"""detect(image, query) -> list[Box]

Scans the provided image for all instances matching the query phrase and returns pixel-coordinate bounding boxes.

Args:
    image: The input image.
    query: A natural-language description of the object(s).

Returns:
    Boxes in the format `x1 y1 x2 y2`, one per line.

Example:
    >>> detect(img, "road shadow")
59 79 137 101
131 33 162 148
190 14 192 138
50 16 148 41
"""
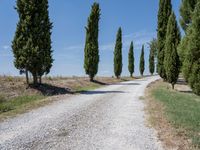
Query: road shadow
179 90 193 94
92 80 107 85
176 78 188 85
175 78 193 94
79 90 125 95
113 82 140 86
30 83 72 96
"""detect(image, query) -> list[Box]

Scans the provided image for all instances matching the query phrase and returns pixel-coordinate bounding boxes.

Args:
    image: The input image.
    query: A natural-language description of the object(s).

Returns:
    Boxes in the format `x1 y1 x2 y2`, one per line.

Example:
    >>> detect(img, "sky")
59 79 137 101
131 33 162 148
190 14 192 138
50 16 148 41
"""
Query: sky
0 0 181 77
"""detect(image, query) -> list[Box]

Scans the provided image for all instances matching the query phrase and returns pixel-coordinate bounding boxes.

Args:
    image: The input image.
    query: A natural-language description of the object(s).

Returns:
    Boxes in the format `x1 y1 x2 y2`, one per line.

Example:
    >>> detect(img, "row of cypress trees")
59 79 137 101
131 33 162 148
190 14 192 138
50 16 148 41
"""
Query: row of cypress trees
157 0 200 95
12 1 155 86
84 3 151 81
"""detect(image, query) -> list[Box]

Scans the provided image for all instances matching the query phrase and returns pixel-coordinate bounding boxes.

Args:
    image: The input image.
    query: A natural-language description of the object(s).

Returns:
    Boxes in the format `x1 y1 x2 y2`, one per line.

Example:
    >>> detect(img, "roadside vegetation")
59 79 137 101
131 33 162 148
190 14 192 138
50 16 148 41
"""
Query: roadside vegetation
146 80 200 149
0 76 135 120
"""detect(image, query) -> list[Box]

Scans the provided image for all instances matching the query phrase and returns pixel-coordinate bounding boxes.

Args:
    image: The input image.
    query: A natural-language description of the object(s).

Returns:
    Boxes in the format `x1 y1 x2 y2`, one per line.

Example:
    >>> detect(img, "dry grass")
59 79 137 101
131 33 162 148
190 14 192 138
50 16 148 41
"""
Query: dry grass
145 80 194 150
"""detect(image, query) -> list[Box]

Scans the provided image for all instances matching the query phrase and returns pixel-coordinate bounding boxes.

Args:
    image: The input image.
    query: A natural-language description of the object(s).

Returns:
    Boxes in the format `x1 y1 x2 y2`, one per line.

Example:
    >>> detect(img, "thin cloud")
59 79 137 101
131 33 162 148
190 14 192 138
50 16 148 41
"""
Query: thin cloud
2 45 10 50
61 30 156 53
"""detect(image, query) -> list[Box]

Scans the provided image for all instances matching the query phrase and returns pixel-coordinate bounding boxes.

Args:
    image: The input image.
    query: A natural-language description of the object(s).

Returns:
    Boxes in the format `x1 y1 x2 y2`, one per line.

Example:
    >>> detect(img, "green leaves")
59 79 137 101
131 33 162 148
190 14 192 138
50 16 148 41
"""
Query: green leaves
164 12 181 89
128 42 134 77
12 0 53 85
149 39 156 75
184 2 200 95
84 3 100 81
114 27 123 78
157 0 172 80
140 45 145 76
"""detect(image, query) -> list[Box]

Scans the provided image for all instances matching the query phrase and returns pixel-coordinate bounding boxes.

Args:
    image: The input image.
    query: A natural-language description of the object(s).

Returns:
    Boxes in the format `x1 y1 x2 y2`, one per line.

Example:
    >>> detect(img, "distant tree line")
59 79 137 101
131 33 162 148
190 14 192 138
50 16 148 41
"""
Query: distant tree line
12 1 159 87
157 0 200 95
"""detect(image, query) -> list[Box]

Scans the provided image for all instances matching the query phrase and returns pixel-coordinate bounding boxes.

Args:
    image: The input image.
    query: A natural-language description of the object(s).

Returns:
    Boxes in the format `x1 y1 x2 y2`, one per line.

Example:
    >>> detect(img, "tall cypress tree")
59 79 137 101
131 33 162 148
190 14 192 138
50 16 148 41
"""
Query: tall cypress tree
37 0 53 84
114 27 123 79
140 45 145 76
186 2 200 95
84 3 100 82
12 0 53 85
149 41 155 75
164 12 181 89
12 0 29 84
180 0 197 31
157 0 172 80
128 42 134 77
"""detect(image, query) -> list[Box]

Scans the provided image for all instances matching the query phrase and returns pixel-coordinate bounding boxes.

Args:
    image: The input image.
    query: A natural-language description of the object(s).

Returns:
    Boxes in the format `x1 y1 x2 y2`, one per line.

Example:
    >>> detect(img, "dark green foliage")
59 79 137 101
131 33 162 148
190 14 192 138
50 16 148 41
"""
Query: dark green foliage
177 36 189 68
12 0 53 85
114 27 123 78
185 2 200 95
84 3 100 82
180 0 197 31
157 0 172 80
149 40 155 75
164 12 181 89
128 42 134 77
140 45 145 76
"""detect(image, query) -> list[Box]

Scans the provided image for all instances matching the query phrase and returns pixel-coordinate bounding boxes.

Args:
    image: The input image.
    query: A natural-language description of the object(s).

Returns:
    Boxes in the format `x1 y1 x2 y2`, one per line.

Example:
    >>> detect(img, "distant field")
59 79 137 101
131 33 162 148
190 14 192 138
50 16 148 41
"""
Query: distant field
146 80 200 149
0 75 135 120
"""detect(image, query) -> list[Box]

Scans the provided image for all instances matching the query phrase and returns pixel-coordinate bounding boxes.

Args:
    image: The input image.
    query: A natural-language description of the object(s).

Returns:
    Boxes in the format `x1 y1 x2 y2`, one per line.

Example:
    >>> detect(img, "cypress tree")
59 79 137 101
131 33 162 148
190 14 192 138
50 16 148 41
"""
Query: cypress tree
149 41 155 75
157 0 172 80
84 3 100 82
114 27 123 79
12 0 53 85
164 12 181 89
186 2 200 95
140 45 145 76
12 0 29 85
128 42 134 77
180 0 197 31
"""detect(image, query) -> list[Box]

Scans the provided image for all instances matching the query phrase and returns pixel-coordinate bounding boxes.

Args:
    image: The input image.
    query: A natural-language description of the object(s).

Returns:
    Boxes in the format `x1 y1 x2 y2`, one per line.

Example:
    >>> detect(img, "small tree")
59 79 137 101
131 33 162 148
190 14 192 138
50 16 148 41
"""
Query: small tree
84 3 100 82
128 42 134 77
114 27 123 79
149 42 155 75
164 12 181 89
140 45 145 76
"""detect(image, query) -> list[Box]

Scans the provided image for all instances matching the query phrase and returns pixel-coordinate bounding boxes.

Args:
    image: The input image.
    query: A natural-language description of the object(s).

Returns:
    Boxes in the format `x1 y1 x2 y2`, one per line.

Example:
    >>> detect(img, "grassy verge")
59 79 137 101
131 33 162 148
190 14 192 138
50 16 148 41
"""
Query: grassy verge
0 94 49 120
0 76 135 121
146 80 200 149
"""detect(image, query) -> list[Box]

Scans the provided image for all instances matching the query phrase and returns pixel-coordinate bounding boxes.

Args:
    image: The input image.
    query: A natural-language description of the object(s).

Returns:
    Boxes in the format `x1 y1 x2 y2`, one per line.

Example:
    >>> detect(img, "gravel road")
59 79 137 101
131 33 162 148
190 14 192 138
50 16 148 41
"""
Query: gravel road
0 76 163 150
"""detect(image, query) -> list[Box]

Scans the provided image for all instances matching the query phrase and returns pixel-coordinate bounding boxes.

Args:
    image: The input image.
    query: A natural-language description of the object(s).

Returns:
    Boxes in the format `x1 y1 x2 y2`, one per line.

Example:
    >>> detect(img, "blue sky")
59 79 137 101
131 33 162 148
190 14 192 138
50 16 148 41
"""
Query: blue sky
0 0 181 77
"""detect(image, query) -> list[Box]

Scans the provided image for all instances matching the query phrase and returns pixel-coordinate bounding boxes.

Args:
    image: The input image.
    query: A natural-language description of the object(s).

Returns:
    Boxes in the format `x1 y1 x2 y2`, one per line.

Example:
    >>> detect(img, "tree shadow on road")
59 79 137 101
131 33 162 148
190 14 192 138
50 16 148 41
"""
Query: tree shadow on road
79 90 125 95
113 82 140 86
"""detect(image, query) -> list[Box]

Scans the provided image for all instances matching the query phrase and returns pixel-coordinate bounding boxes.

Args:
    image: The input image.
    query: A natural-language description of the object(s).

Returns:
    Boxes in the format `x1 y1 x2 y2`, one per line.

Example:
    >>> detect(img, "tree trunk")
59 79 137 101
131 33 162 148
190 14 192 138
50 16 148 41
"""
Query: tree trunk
90 76 94 82
130 74 133 78
33 73 38 86
172 84 175 89
39 76 42 84
25 69 29 86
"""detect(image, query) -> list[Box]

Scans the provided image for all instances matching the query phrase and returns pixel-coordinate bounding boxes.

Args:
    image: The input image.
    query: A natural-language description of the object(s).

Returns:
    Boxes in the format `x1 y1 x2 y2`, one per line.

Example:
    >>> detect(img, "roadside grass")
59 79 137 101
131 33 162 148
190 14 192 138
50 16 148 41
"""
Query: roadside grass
0 94 47 120
0 76 136 121
150 82 200 149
